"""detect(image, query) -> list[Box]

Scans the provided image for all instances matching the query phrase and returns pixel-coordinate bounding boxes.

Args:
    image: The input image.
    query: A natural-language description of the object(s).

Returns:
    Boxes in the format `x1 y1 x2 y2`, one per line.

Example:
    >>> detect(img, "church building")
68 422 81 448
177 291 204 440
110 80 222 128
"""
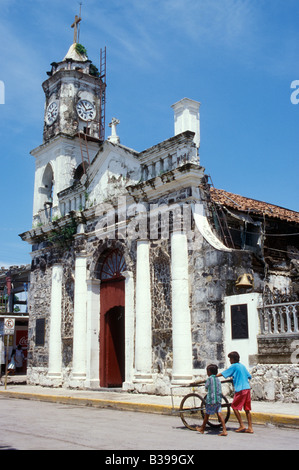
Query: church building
20 22 299 398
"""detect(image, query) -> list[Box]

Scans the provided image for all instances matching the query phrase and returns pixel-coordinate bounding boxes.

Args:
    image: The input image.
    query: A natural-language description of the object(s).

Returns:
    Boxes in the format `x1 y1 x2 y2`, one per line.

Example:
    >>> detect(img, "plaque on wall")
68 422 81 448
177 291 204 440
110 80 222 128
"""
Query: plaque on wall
231 304 249 339
35 318 45 346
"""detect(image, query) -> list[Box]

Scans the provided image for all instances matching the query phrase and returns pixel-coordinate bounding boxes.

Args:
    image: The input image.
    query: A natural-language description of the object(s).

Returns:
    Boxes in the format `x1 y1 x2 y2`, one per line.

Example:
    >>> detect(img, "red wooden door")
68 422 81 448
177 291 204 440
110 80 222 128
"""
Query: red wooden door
100 279 125 387
16 329 28 373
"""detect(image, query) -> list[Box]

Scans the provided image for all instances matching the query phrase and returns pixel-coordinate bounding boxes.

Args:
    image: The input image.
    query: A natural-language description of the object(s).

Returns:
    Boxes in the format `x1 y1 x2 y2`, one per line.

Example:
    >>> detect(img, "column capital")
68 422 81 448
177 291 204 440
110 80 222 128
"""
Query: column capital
122 270 133 280
75 250 88 257
51 261 63 267
86 278 101 286
171 229 187 237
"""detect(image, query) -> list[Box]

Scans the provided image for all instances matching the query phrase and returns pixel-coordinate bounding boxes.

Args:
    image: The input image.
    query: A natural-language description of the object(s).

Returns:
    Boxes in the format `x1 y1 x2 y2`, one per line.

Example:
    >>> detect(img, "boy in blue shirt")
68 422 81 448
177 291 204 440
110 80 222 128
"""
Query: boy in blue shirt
217 351 253 434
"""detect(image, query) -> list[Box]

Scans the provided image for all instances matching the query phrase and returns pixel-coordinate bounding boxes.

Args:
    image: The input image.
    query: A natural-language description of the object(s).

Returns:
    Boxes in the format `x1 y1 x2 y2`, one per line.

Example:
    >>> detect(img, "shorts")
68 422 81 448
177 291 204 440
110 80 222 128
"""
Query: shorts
232 389 251 411
205 403 222 415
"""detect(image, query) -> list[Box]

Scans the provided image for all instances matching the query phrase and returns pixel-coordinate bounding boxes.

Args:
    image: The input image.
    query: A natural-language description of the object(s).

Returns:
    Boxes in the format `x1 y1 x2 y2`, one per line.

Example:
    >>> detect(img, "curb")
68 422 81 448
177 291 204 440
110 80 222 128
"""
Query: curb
249 411 299 429
1 389 299 429
0 390 173 415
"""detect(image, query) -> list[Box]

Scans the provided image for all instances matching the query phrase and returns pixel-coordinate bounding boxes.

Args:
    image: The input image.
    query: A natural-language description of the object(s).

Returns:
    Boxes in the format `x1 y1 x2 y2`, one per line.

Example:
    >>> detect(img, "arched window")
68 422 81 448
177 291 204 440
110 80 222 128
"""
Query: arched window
41 163 54 221
42 163 54 202
74 162 89 181
100 250 126 281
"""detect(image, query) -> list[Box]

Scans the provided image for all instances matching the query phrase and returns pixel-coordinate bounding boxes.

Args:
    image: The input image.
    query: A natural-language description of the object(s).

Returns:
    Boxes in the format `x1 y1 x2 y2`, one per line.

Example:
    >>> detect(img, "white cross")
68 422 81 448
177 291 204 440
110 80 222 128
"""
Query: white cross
108 118 120 144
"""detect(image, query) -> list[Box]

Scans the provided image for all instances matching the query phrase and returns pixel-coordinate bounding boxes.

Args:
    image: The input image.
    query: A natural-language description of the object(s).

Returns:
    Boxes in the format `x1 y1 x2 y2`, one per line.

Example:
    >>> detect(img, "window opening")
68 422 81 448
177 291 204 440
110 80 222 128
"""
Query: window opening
100 250 126 281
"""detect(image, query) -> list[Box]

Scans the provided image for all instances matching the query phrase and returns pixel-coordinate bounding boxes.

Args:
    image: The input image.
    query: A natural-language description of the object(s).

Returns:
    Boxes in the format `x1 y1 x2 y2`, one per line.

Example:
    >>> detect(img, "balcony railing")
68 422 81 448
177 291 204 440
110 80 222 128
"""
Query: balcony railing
258 301 299 336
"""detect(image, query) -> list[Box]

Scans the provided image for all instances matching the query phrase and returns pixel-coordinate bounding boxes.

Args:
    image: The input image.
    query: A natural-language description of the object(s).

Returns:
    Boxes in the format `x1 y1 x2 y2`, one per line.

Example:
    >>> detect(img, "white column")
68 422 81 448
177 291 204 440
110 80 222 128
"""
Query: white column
123 271 135 388
171 231 193 382
72 252 87 383
85 278 101 388
134 240 152 382
171 98 200 149
48 264 63 381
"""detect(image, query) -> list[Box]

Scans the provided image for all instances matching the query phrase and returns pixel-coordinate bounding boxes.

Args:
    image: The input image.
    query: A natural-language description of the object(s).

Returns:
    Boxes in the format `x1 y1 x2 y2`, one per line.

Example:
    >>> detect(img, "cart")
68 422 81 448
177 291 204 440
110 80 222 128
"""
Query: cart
171 379 233 431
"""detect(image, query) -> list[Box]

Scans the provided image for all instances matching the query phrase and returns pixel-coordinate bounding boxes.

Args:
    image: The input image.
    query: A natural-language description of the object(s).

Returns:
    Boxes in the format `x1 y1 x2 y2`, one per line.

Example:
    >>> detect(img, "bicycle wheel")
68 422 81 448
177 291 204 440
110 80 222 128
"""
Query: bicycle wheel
201 394 231 428
179 393 205 431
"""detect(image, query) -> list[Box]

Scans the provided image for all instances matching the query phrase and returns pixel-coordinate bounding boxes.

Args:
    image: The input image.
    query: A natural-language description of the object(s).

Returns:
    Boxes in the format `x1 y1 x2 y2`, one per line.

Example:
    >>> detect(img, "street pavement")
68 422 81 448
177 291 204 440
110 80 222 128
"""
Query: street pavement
1 398 298 450
0 376 298 429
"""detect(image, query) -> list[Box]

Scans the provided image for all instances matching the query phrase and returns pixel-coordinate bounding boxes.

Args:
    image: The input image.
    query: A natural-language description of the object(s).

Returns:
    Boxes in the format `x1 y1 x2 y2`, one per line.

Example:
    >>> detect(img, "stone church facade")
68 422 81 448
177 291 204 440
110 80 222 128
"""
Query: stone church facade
20 37 299 398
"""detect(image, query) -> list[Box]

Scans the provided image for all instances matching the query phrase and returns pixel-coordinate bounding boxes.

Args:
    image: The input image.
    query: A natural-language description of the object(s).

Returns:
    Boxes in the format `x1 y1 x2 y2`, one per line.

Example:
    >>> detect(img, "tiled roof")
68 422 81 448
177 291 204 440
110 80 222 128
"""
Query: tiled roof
210 188 299 224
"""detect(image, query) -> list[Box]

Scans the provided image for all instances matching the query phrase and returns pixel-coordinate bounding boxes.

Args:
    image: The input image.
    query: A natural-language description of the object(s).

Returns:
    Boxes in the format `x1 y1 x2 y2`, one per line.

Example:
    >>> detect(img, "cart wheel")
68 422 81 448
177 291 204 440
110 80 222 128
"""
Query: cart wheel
201 394 231 428
179 393 205 431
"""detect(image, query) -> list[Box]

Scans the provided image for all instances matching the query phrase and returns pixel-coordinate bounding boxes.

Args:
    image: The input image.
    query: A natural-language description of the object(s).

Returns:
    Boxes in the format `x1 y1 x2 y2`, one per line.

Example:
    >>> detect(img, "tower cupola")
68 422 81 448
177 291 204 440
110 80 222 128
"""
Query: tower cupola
42 15 106 143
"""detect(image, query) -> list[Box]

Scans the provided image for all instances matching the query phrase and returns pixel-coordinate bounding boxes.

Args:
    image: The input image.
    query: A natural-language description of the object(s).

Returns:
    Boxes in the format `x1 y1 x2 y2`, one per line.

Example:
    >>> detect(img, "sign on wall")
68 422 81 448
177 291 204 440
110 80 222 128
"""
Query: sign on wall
35 318 45 346
4 318 15 336
231 304 249 339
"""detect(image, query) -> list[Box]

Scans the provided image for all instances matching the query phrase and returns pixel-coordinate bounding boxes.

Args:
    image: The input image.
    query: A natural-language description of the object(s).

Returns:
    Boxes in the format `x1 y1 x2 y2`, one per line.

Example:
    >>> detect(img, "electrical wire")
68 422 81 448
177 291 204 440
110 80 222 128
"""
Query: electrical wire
263 246 299 255
227 226 299 237
264 233 299 237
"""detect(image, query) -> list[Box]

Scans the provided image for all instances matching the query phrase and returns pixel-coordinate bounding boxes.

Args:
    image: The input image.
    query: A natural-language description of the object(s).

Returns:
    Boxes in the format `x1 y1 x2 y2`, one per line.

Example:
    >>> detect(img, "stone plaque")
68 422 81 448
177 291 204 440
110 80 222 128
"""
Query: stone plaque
231 304 249 339
35 318 45 346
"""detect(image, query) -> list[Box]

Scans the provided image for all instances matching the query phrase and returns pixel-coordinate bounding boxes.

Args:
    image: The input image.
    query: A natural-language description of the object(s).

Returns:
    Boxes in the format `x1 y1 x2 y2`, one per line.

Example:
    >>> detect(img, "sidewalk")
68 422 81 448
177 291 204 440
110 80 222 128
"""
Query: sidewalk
1 377 299 429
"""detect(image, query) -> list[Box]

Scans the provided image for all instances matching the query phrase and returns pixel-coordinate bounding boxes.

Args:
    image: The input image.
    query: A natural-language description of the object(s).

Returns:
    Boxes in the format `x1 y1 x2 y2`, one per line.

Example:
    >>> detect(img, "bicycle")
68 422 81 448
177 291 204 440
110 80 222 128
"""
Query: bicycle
171 379 232 431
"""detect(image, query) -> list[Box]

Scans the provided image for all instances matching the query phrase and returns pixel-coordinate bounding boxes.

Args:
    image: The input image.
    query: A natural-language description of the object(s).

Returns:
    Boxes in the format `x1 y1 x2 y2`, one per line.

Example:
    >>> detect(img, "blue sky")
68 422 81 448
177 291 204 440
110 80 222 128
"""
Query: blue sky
0 0 299 267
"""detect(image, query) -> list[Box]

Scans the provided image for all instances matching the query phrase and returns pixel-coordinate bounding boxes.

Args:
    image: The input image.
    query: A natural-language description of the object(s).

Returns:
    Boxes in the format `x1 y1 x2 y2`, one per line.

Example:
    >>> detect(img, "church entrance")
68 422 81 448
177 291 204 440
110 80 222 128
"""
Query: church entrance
99 250 126 388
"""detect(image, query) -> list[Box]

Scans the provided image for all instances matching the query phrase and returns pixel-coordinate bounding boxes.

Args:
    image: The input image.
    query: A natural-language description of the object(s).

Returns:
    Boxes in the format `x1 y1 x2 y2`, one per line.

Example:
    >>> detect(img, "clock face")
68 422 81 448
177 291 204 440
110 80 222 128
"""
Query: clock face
46 101 58 125
76 99 96 121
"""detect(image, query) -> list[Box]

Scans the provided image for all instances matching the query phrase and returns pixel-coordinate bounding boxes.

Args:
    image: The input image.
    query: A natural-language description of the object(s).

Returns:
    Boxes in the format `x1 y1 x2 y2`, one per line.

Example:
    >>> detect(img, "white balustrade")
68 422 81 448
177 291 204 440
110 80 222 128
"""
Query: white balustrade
258 302 299 336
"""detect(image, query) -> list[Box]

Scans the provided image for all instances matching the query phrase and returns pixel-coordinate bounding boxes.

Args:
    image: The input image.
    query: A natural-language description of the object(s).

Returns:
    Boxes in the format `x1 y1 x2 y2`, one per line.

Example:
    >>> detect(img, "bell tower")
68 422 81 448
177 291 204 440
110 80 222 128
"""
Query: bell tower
42 17 106 142
31 16 106 227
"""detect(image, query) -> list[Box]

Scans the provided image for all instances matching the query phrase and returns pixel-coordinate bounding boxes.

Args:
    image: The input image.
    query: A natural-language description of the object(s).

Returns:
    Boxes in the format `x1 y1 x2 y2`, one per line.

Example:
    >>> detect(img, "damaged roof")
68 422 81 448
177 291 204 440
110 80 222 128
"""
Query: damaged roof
210 188 299 224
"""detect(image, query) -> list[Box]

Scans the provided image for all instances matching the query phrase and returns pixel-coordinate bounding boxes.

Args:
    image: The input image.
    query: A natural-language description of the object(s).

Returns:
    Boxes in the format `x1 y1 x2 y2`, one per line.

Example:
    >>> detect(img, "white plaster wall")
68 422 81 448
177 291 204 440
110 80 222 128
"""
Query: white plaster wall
267 274 292 294
31 137 100 222
224 293 261 370
87 148 140 206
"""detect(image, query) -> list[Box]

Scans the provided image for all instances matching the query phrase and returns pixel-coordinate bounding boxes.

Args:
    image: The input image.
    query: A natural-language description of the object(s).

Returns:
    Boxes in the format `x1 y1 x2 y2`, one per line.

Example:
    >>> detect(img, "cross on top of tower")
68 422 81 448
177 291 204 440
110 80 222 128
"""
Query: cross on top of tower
71 14 82 44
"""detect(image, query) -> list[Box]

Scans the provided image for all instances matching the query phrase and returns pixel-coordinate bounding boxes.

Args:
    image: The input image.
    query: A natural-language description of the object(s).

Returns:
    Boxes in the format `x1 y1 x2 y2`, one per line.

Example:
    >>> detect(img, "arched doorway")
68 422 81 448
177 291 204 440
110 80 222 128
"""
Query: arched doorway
99 250 126 387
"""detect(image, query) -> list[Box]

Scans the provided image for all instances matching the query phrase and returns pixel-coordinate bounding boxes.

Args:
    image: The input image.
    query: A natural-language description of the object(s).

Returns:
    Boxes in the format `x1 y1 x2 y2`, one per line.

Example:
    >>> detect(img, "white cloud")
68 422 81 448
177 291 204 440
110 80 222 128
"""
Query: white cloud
0 24 44 123
82 0 259 73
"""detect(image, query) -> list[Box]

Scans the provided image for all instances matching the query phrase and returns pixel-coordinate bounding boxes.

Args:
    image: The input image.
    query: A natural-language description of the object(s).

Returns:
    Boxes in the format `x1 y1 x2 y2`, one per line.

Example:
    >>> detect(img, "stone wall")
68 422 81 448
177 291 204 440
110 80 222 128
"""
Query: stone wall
151 243 172 375
251 364 299 403
27 259 52 371
26 248 76 386
25 191 299 397
257 335 299 364
189 226 254 371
